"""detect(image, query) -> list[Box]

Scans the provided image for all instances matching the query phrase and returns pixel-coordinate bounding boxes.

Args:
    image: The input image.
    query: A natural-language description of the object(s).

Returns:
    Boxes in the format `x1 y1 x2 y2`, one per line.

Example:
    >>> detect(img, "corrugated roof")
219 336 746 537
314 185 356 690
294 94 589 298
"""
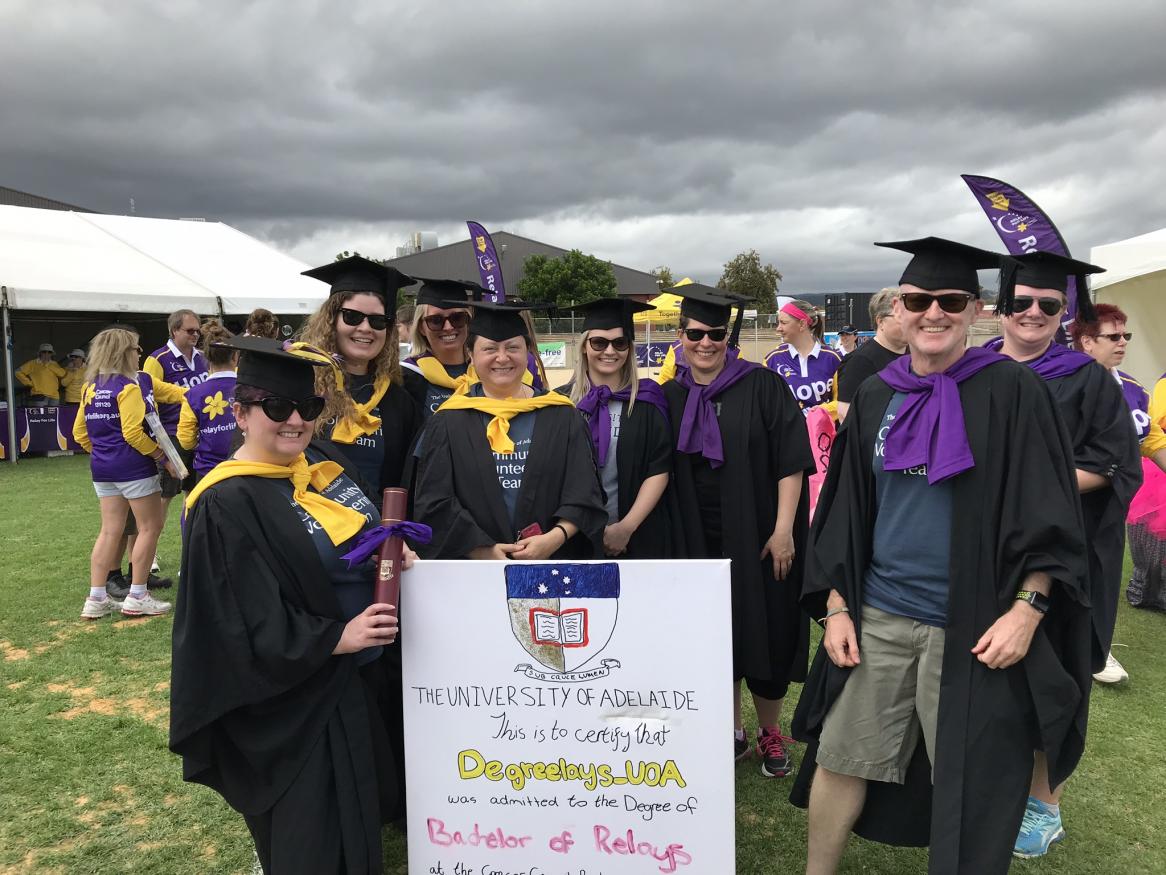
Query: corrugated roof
0 185 97 213
386 231 661 296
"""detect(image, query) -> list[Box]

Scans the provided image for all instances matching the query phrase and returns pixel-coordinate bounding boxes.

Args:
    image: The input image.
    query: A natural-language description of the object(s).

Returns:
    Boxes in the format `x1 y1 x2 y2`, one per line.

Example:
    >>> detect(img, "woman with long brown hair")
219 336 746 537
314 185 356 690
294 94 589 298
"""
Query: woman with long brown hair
299 256 423 495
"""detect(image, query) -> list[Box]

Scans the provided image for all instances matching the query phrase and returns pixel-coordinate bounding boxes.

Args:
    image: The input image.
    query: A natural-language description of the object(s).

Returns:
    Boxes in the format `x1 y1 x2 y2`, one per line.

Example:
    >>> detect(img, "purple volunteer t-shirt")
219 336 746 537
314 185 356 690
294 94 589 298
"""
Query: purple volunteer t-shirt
84 373 159 482
764 342 842 411
184 373 238 476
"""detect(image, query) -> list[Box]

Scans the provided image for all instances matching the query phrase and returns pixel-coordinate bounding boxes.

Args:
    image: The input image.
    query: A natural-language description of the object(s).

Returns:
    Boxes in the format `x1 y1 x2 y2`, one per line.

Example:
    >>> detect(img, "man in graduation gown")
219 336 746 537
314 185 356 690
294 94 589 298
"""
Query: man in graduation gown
792 238 1091 875
989 252 1141 857
414 300 608 560
663 284 814 779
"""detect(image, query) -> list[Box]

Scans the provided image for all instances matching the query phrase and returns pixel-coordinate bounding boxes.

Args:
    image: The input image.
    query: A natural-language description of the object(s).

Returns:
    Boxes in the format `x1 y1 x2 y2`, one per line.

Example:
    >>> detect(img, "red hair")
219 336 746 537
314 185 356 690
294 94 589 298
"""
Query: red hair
1070 302 1128 350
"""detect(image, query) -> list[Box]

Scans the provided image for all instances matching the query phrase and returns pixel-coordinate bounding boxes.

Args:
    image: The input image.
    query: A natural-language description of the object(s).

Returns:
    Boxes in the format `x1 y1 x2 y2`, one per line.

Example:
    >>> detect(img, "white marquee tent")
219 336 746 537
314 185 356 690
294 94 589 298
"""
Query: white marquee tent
1091 227 1166 386
1 205 328 461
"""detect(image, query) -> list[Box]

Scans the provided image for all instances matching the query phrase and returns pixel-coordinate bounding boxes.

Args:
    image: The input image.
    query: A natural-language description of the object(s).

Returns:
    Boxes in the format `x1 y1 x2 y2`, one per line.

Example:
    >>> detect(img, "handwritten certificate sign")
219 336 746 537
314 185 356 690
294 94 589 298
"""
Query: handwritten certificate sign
402 559 734 875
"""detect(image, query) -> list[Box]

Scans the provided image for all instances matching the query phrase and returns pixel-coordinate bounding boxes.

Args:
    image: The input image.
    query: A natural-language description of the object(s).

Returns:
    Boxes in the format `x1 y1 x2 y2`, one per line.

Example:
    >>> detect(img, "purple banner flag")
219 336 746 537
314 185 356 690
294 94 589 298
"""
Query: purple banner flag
466 220 506 303
960 174 1080 324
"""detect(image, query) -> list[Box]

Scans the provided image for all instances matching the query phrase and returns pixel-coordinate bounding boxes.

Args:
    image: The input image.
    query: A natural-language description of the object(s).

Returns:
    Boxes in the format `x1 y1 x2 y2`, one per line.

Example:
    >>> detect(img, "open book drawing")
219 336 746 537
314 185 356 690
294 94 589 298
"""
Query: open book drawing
530 608 587 647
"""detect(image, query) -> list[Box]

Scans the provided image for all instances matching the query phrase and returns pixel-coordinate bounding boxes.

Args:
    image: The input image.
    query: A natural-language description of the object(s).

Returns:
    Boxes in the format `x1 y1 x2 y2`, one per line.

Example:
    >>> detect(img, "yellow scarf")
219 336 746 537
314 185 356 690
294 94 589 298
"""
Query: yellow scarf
331 373 390 444
186 455 367 545
411 354 535 395
437 391 574 453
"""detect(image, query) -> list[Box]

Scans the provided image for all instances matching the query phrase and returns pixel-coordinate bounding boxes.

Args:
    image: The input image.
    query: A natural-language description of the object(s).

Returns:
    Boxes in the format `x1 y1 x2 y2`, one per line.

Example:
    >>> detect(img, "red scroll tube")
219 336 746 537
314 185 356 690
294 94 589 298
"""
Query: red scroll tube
375 488 408 607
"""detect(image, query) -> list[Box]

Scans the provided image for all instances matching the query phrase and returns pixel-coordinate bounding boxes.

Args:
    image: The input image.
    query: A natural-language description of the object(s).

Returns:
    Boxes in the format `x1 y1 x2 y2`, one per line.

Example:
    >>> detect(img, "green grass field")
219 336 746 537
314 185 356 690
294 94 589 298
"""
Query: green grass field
1 454 1162 873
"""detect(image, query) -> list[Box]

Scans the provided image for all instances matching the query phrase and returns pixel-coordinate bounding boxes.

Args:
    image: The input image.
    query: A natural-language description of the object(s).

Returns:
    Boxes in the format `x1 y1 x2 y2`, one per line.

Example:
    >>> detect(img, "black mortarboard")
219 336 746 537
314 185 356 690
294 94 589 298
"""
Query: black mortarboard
673 284 750 347
213 336 331 400
838 324 858 335
1013 251 1103 322
874 237 1015 295
301 256 416 311
462 299 554 343
412 277 487 309
559 298 654 336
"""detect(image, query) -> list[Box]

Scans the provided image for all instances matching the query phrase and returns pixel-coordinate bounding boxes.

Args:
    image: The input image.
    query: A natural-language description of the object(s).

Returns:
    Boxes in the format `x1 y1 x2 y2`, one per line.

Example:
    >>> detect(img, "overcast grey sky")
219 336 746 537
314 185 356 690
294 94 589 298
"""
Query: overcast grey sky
3 0 1163 291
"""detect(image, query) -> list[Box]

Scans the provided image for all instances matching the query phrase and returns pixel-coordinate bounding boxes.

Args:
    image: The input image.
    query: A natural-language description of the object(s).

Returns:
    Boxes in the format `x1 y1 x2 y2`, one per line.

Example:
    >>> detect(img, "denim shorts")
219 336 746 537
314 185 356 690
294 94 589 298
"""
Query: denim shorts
93 475 162 500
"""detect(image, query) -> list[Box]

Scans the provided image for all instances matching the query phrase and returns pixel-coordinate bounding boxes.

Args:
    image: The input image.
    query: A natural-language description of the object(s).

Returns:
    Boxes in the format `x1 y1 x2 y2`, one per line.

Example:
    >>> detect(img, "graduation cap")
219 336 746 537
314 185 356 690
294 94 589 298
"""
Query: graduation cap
559 298 654 337
461 299 554 343
412 277 488 309
213 336 333 400
875 236 1023 314
672 283 751 347
1013 251 1103 322
301 256 416 311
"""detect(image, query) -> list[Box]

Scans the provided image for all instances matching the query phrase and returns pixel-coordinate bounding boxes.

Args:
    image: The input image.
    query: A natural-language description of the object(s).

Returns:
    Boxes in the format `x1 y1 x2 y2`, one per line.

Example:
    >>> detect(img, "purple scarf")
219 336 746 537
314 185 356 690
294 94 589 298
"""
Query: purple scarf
983 337 1093 380
577 379 670 466
676 357 759 468
878 347 1007 484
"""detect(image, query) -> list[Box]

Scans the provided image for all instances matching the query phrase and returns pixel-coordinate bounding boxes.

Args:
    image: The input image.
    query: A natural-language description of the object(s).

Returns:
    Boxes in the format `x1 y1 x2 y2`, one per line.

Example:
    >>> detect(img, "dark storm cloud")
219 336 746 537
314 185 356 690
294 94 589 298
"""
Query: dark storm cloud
2 0 1163 287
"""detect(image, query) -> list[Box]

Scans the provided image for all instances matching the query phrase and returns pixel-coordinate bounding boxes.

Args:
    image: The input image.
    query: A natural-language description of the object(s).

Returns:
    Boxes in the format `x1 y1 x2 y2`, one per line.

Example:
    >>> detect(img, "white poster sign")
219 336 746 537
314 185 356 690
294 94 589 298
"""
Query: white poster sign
402 559 734 875
538 341 567 368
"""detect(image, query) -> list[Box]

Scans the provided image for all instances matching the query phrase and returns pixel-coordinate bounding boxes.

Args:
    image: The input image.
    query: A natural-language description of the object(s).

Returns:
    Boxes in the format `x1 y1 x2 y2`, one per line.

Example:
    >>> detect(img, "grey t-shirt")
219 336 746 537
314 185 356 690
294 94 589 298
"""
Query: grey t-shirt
599 399 622 524
862 392 954 627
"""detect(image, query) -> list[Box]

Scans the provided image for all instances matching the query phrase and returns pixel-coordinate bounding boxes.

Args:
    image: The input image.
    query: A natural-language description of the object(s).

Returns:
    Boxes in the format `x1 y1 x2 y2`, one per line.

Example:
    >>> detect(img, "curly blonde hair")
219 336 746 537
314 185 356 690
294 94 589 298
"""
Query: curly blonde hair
298 291 401 433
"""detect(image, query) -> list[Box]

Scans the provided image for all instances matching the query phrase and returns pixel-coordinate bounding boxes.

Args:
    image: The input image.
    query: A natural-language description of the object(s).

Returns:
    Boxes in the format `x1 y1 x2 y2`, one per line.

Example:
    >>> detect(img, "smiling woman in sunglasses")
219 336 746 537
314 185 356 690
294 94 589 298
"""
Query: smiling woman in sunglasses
982 252 1144 858
556 298 679 559
401 278 479 415
662 284 814 782
173 337 415 874
414 300 606 561
298 256 424 496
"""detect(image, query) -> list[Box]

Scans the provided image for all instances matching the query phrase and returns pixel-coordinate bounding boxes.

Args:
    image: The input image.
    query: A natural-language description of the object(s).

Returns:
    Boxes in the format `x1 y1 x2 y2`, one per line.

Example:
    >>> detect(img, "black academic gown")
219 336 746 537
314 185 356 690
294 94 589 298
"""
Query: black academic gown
170 442 388 875
327 379 424 496
663 367 815 684
555 382 682 559
1045 360 1142 670
414 405 608 559
790 361 1091 875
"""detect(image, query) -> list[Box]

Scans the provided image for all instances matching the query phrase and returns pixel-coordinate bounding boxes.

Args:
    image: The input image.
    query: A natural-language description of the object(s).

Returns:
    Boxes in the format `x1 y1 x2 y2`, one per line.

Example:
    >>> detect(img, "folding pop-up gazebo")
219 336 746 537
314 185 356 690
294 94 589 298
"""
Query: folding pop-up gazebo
1 205 326 462
1090 227 1166 386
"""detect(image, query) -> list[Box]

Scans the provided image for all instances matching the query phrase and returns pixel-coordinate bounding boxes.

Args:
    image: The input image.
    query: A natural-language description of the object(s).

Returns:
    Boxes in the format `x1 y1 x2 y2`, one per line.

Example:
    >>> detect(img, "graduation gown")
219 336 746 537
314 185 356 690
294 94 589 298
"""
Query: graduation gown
414 405 608 559
790 361 1091 875
1045 361 1142 670
555 382 682 559
170 442 387 874
663 367 814 682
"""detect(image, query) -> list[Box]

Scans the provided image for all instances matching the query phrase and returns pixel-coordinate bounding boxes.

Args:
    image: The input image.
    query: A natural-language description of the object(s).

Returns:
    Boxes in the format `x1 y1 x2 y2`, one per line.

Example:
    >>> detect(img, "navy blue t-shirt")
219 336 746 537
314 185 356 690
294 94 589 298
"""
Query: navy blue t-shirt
423 362 470 416
331 373 385 492
468 384 537 534
863 392 954 626
275 449 382 663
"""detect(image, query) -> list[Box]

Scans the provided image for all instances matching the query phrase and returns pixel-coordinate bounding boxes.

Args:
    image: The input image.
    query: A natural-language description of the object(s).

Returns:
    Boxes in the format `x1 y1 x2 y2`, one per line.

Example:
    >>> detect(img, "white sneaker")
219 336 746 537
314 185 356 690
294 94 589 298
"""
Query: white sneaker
121 592 172 617
1093 651 1129 684
150 555 161 574
81 596 122 620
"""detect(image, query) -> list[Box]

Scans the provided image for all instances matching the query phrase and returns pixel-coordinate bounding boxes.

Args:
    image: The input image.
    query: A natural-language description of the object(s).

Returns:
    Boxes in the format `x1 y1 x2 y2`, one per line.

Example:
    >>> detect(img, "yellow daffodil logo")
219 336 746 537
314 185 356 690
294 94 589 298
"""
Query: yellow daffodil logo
202 391 228 420
82 383 97 406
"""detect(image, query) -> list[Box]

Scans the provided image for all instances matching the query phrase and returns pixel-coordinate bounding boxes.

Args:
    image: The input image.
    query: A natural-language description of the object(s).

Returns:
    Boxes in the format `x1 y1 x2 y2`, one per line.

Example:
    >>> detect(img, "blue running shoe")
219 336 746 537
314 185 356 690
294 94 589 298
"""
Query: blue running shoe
1013 796 1065 858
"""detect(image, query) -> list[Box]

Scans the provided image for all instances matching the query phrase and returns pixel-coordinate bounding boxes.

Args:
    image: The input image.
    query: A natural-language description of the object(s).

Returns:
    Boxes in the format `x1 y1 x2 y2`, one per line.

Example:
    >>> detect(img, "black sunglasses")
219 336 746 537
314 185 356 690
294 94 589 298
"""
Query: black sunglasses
1095 332 1132 343
339 308 390 331
1011 296 1064 316
240 395 326 423
421 312 471 332
900 292 974 314
682 327 728 343
587 336 631 352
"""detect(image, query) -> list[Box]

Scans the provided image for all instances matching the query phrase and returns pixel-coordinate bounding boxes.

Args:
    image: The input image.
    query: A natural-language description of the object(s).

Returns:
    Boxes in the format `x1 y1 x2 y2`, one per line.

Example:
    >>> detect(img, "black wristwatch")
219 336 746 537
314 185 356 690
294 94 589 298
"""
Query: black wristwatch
1015 590 1050 615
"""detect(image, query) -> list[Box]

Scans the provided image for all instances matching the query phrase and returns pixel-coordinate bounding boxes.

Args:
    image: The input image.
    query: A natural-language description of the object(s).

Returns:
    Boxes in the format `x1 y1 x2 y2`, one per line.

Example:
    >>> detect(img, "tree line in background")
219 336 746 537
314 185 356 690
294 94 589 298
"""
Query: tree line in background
335 247 783 313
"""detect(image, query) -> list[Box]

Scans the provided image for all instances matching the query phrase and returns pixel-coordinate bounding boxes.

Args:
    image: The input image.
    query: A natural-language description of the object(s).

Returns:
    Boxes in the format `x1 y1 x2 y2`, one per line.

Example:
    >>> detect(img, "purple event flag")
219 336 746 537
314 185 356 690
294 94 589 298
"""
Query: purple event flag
676 356 759 467
878 347 1007 484
961 174 1080 325
577 379 670 466
466 220 506 303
